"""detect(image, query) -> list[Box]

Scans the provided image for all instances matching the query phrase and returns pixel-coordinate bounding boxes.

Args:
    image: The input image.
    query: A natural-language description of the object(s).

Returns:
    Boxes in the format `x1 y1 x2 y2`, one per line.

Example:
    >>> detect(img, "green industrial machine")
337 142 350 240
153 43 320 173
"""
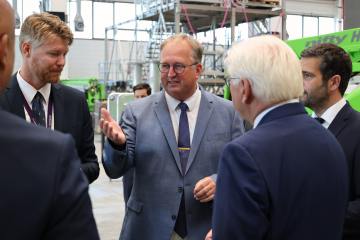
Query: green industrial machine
61 78 106 112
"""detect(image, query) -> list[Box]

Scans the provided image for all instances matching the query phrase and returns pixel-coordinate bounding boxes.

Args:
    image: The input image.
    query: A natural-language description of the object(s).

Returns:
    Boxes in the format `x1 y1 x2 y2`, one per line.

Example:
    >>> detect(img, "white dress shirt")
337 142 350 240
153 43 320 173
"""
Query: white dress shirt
312 98 346 129
165 86 201 145
17 71 54 129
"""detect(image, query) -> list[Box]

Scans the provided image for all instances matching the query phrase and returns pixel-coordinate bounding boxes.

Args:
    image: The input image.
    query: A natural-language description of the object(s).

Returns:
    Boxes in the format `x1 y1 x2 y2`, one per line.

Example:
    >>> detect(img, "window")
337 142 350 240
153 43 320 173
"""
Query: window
303 16 319 37
68 1 93 39
93 2 114 39
287 15 302 40
319 17 335 35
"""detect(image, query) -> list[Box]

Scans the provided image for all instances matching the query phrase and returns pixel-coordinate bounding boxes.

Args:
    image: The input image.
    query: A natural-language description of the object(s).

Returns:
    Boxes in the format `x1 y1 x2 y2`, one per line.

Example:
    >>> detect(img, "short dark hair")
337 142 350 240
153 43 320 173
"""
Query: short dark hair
300 43 352 96
133 83 152 96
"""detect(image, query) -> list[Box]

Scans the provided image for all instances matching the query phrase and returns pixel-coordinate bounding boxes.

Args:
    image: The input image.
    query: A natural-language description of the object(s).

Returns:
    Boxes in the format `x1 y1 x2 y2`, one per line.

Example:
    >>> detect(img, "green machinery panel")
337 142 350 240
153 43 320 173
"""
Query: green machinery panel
346 86 360 112
61 78 106 112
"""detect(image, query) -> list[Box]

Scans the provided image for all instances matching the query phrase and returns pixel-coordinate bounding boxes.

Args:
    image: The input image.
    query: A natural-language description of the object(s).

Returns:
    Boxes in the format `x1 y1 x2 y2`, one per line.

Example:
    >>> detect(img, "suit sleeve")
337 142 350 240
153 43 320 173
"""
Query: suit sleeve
43 135 100 240
213 142 269 240
78 95 99 183
344 139 360 238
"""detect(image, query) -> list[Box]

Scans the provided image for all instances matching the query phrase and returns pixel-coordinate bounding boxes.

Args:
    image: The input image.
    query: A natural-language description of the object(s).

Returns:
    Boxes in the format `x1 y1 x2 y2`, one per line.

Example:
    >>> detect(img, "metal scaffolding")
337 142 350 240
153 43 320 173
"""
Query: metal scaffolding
104 0 284 95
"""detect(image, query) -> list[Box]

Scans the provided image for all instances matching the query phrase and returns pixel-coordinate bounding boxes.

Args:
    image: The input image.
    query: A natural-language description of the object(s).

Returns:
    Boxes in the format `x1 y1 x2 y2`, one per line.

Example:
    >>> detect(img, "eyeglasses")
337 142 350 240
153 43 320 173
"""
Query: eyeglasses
158 63 198 74
224 77 239 87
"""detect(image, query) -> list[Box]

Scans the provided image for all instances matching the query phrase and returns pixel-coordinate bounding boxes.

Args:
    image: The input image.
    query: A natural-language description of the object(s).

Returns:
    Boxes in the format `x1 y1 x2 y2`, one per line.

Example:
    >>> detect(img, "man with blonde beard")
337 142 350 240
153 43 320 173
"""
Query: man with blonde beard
0 12 99 183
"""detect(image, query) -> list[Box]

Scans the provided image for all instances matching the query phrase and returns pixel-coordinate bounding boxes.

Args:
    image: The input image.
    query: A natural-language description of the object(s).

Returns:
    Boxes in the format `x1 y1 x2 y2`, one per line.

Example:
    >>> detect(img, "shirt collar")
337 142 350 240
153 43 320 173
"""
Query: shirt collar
312 98 346 127
165 85 201 112
253 98 299 128
17 71 51 104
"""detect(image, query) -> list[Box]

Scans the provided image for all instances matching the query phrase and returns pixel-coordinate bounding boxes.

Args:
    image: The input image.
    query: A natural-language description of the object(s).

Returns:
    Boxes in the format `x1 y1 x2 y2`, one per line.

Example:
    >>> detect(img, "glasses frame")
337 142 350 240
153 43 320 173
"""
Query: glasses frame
158 62 198 74
224 77 239 87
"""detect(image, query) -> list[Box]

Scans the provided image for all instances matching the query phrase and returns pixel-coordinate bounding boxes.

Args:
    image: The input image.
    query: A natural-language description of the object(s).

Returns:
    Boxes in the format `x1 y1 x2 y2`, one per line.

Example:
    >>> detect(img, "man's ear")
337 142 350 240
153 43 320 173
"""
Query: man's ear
0 33 9 70
21 41 31 57
242 79 253 104
195 63 203 79
328 75 341 92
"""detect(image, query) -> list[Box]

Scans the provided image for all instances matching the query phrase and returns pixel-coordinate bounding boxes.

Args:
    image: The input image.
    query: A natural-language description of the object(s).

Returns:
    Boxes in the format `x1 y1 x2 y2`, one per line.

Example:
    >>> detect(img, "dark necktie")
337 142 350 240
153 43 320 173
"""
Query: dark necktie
32 92 46 127
314 117 325 124
178 102 190 174
174 102 190 238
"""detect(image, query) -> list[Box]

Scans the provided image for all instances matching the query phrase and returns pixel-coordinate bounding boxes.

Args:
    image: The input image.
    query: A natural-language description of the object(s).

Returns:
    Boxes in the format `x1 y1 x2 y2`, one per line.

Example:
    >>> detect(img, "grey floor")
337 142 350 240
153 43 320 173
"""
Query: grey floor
90 133 125 240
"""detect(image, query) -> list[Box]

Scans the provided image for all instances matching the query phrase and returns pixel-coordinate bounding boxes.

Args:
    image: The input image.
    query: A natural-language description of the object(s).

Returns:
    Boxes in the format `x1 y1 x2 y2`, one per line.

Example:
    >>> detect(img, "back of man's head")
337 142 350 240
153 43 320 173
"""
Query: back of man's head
0 0 15 91
301 43 352 96
225 35 303 104
19 12 73 51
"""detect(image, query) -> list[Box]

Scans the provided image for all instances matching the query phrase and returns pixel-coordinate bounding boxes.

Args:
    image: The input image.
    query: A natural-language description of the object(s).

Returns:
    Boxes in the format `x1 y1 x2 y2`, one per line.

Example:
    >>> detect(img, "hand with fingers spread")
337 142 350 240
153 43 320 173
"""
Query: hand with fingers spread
193 176 216 202
100 108 126 145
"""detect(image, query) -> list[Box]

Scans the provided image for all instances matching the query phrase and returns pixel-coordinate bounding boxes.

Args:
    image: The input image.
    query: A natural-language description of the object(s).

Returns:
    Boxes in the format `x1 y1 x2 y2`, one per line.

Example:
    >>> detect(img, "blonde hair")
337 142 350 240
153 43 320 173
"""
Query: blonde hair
225 35 303 103
19 12 73 49
160 33 203 63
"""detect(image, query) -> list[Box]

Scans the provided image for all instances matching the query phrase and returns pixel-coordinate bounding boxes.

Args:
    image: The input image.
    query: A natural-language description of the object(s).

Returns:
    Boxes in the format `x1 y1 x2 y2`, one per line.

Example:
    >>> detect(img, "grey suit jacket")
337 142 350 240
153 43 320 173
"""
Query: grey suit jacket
103 89 244 240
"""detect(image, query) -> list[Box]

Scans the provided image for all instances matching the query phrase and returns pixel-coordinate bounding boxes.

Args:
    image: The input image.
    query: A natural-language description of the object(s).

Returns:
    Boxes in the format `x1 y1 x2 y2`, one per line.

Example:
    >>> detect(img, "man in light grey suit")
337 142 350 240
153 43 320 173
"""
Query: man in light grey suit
100 34 244 240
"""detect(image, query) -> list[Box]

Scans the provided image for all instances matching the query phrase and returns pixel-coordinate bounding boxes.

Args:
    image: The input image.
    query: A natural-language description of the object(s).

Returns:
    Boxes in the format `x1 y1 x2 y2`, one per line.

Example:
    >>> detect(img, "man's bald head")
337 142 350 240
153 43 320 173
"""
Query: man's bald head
0 0 15 91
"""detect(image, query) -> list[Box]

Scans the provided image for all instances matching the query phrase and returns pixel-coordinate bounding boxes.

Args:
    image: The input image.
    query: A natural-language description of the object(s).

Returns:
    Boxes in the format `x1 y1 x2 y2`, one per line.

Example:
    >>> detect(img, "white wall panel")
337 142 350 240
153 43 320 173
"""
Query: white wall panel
286 0 337 18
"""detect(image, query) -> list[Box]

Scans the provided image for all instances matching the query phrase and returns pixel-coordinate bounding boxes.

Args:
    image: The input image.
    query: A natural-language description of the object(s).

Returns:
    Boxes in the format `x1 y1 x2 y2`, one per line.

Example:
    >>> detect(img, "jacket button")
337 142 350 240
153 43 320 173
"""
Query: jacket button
178 187 183 192
172 215 177 220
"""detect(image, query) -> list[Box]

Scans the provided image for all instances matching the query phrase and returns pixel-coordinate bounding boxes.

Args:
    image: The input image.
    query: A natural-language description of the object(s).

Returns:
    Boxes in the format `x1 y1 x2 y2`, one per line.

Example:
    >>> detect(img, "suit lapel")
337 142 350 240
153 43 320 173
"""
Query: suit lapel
6 75 27 118
52 84 64 131
185 90 213 174
153 92 182 173
328 103 351 137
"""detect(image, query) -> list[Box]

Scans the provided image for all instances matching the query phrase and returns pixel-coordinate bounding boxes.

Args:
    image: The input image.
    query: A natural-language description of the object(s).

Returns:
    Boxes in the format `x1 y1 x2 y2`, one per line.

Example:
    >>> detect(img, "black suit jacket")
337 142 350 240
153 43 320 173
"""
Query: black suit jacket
0 109 99 239
329 103 360 239
0 75 99 183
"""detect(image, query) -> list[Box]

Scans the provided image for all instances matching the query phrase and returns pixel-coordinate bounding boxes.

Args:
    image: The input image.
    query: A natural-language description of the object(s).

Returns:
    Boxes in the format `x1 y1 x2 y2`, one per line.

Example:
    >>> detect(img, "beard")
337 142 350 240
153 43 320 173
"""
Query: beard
301 88 329 111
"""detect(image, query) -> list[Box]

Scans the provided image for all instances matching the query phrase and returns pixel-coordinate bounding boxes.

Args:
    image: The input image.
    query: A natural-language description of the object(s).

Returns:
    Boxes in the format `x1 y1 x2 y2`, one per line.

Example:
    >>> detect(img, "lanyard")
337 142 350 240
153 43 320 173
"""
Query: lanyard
21 92 53 129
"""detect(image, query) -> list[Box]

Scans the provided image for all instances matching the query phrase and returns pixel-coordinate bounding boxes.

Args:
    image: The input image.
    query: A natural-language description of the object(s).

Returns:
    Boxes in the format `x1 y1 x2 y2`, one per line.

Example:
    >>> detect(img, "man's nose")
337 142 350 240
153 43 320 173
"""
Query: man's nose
167 65 176 77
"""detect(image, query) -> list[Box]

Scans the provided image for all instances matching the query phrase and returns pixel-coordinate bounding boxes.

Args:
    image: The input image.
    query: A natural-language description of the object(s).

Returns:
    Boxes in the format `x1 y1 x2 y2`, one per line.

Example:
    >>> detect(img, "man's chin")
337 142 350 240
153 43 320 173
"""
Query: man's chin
49 77 61 84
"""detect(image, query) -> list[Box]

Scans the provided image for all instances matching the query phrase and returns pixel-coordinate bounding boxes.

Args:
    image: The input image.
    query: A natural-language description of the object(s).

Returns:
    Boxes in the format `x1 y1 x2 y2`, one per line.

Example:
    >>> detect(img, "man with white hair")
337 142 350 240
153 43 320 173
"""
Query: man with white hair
211 35 349 240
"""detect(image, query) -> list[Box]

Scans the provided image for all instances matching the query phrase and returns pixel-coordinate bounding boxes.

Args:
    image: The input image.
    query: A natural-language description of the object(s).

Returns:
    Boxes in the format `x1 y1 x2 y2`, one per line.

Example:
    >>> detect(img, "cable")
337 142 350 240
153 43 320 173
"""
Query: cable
181 5 196 35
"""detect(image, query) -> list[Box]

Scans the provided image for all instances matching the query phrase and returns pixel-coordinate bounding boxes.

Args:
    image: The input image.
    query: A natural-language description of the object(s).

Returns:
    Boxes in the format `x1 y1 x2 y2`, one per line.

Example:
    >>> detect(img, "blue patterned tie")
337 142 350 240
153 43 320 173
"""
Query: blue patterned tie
174 102 190 238
178 102 190 174
32 92 46 127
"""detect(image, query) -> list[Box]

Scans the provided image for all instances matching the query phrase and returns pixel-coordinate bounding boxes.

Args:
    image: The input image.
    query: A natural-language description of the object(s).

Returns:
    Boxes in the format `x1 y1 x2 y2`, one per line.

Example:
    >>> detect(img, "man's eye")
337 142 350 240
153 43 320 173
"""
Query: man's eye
303 73 313 79
49 52 59 56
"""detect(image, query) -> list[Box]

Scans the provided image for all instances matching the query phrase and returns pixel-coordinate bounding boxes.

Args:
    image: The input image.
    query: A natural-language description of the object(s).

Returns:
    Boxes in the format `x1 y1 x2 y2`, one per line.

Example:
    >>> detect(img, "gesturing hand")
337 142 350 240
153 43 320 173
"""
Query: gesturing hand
100 108 126 145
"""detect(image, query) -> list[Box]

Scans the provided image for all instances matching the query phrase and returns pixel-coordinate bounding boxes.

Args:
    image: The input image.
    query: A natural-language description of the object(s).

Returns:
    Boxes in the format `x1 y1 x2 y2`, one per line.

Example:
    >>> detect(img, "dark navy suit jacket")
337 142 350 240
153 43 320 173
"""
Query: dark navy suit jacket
329 103 360 239
0 109 99 240
213 103 349 240
0 75 99 183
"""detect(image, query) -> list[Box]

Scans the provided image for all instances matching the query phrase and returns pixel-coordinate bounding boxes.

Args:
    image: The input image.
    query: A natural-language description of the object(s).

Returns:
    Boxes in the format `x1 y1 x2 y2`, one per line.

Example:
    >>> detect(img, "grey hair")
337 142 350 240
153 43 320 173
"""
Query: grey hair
224 35 303 103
